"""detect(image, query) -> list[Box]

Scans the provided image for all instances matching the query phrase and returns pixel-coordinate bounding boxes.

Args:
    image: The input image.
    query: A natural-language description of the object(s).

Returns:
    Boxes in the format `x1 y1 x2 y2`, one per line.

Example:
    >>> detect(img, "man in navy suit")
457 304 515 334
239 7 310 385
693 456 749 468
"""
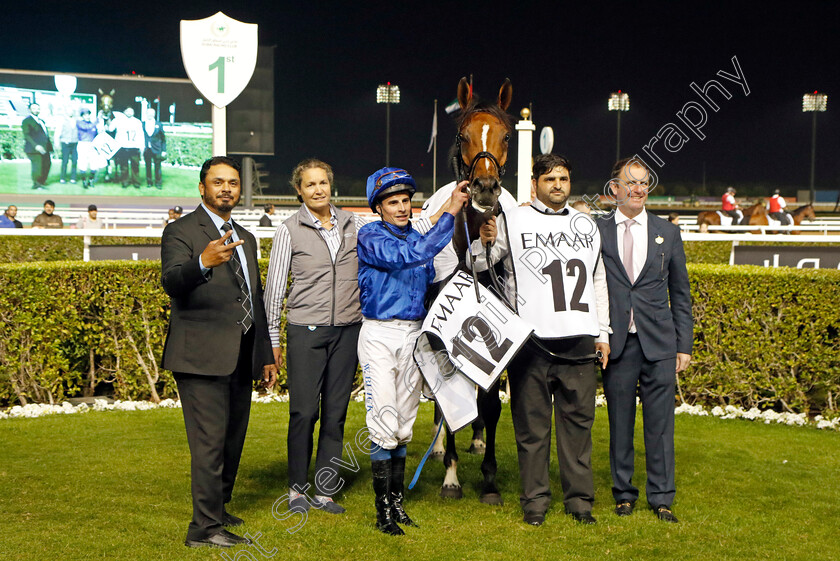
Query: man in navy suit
143 108 167 189
22 102 53 189
597 157 693 523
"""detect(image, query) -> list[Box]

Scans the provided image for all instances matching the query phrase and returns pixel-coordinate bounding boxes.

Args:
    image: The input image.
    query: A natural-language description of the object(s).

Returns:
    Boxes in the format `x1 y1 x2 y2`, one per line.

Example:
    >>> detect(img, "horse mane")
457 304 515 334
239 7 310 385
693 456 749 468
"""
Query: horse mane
456 100 513 132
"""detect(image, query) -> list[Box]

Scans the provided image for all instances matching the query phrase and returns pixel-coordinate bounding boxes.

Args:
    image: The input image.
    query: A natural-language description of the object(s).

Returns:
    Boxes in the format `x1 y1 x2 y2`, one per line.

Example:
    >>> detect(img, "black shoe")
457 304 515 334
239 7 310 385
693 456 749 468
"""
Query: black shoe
372 459 405 536
184 530 249 548
568 511 597 525
653 505 679 523
223 510 244 527
389 456 418 527
615 500 635 517
523 511 545 526
289 494 311 513
312 496 346 514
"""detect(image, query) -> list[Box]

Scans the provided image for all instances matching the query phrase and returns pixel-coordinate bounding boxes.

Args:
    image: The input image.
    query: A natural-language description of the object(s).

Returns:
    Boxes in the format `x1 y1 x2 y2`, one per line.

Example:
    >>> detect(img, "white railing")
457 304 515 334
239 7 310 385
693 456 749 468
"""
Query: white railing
3 225 840 263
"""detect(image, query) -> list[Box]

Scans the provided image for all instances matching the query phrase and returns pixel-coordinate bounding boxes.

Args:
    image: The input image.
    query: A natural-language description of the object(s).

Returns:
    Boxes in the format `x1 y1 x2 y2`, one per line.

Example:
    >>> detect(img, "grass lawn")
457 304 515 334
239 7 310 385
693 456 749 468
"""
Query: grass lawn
0 160 198 198
1 401 838 561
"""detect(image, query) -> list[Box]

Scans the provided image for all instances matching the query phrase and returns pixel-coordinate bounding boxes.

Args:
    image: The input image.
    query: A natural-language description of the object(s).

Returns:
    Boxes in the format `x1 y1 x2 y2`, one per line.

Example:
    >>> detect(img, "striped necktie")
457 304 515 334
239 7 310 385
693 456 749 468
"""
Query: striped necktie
221 222 253 334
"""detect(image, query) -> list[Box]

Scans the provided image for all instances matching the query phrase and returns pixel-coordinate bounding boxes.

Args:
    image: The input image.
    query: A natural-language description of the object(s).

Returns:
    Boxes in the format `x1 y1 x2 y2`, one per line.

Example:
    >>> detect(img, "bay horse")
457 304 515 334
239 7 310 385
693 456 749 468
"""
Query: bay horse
697 201 763 232
751 203 816 234
429 77 513 506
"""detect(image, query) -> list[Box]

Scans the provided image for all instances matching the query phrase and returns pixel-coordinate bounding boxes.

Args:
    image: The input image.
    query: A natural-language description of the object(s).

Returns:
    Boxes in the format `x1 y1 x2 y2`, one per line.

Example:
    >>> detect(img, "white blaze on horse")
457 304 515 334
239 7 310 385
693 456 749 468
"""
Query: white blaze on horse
419 77 518 504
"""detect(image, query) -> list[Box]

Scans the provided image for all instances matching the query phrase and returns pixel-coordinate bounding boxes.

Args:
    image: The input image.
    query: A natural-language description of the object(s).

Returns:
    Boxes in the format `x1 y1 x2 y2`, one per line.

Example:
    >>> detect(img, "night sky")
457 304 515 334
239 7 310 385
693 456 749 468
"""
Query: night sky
3 1 838 197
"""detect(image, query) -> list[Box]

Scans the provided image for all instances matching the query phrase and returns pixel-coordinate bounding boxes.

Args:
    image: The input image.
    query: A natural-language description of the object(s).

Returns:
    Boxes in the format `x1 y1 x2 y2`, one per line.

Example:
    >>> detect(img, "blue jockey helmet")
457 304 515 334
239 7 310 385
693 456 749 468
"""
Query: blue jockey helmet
366 167 417 212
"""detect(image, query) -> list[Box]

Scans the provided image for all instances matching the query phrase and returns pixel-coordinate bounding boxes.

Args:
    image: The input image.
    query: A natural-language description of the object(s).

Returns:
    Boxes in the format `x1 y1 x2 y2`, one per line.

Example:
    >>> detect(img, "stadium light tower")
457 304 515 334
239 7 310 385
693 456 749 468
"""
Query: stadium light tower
608 91 630 161
377 83 400 167
802 91 827 204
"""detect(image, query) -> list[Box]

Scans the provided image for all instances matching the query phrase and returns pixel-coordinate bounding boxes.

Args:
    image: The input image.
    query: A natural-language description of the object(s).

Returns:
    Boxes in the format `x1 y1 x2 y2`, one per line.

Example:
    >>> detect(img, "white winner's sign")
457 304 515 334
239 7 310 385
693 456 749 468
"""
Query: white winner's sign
413 271 532 432
180 12 258 108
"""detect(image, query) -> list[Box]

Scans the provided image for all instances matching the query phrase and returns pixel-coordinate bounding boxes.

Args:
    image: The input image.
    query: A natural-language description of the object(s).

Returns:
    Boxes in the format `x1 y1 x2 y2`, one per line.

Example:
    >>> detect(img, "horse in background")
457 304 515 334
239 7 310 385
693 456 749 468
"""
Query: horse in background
697 201 764 232
751 203 816 234
427 77 514 506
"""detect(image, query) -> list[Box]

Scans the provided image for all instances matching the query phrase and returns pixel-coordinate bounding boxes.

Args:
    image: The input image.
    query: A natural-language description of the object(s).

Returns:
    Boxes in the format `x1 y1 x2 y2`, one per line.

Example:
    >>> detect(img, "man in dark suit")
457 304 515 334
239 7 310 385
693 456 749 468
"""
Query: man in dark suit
143 108 166 189
22 102 53 190
161 156 277 548
597 157 693 523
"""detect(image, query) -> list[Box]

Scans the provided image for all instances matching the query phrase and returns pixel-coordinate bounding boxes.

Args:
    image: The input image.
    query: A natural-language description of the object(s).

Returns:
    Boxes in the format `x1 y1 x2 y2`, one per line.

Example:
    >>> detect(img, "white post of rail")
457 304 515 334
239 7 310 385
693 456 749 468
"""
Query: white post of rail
515 108 535 203
83 235 91 262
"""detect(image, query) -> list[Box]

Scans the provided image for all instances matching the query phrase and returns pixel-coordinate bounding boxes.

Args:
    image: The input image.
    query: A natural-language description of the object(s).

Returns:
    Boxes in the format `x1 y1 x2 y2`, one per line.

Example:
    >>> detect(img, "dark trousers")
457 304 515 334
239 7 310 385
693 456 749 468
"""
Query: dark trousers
769 211 790 225
603 333 676 508
175 331 254 541
286 323 361 495
119 148 141 186
60 142 78 181
144 148 163 186
27 152 51 185
508 349 596 514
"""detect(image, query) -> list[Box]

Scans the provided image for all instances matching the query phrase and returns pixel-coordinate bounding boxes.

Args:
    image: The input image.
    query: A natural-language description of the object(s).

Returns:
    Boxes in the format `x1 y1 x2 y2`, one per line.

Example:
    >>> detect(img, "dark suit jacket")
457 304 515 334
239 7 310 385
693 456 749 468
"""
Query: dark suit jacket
161 205 273 379
22 116 52 154
144 121 166 155
597 211 693 362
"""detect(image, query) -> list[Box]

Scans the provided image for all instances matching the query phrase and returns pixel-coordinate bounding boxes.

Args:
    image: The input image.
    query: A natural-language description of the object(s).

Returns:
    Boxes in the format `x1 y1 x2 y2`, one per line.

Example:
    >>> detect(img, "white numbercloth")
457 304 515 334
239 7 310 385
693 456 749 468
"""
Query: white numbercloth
359 318 425 450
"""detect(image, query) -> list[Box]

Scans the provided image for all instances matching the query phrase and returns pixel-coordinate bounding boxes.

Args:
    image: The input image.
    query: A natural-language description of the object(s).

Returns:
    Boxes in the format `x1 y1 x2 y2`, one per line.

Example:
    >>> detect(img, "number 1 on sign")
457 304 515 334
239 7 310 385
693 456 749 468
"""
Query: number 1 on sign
209 56 225 94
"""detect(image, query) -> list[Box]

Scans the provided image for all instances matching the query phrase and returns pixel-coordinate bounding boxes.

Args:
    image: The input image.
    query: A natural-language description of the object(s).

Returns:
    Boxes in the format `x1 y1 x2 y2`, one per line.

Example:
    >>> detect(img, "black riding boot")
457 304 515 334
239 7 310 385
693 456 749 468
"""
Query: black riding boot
390 456 418 527
372 459 404 535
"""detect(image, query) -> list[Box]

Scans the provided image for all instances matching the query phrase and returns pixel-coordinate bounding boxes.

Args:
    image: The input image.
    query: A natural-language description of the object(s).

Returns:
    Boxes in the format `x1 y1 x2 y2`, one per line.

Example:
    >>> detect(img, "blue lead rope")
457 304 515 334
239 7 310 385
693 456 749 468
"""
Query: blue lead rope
409 418 444 490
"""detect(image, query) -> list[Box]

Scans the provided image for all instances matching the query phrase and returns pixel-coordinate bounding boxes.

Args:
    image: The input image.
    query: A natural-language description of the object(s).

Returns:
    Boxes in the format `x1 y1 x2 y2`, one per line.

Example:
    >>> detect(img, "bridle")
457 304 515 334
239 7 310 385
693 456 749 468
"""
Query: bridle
454 117 508 184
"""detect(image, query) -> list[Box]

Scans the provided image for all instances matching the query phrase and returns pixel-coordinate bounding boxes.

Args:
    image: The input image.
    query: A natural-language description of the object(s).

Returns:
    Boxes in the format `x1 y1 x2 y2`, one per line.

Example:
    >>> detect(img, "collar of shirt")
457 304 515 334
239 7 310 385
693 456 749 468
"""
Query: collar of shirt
531 197 569 215
303 203 337 230
614 207 648 228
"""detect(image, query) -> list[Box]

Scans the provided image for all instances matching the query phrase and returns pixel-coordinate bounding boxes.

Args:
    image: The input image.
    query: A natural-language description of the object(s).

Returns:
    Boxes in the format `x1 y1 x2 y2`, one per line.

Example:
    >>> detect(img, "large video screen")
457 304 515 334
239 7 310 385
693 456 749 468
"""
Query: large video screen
0 69 212 197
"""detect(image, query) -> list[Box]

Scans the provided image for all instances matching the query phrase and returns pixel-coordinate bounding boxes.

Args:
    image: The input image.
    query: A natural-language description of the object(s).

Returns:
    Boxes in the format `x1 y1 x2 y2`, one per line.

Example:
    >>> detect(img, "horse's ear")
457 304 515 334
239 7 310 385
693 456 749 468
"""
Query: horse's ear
98 89 104 96
457 77 472 109
109 89 115 96
498 78 512 111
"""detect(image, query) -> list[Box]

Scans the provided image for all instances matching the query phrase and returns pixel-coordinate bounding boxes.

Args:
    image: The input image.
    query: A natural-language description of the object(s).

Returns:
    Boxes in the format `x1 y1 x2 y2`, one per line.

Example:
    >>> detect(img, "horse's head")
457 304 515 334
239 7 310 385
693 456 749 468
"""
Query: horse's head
98 89 115 115
454 78 513 212
799 203 817 221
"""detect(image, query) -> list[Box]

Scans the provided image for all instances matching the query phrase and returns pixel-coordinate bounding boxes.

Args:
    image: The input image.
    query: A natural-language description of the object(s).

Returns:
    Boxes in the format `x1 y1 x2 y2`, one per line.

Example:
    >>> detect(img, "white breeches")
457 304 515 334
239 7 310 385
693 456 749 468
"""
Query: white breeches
358 318 424 450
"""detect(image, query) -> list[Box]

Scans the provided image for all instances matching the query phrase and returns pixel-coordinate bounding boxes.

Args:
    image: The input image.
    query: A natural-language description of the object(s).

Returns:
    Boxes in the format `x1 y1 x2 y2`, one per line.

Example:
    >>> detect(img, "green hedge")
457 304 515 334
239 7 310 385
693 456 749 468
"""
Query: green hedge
0 237 162 264
686 264 840 415
1 261 838 418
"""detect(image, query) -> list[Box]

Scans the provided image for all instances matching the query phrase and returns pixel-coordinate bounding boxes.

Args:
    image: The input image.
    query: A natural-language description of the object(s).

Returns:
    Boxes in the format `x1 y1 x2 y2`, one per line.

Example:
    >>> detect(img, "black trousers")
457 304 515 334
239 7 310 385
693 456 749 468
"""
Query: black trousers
508 347 597 515
27 152 51 185
144 148 163 186
286 323 361 495
603 333 676 508
175 331 254 541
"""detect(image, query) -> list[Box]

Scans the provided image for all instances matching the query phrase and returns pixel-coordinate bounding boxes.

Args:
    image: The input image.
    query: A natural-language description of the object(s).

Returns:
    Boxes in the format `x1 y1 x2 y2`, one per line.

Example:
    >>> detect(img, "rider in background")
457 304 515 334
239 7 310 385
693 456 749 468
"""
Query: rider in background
721 186 742 223
767 189 790 226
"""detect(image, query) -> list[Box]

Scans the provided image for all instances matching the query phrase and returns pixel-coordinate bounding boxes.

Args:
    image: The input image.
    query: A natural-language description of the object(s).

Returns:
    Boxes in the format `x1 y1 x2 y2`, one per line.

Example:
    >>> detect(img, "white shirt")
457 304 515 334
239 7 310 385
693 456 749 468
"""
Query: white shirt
614 208 648 333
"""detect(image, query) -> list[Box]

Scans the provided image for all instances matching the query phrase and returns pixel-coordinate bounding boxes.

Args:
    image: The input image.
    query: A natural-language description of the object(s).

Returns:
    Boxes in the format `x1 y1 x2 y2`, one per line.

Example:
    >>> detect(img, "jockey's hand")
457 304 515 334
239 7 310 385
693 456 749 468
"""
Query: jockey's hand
480 216 497 245
445 181 470 216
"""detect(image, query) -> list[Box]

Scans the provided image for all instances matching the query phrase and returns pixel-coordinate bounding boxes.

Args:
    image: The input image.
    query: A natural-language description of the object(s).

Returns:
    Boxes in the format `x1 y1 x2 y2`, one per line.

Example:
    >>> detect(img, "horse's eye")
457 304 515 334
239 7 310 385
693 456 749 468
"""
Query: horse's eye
504 134 511 143
458 133 466 142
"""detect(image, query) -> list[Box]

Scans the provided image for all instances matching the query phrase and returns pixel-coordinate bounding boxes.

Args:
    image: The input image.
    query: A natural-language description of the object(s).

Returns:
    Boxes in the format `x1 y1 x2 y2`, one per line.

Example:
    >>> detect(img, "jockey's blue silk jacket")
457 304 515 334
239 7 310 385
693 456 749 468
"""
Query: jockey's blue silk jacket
357 213 455 321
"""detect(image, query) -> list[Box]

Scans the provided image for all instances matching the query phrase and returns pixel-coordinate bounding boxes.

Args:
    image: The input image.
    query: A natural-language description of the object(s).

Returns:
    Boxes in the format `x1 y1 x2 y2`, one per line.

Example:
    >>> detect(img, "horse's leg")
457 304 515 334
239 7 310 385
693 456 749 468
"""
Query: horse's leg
468 416 485 455
478 381 503 505
440 429 463 499
431 404 445 460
